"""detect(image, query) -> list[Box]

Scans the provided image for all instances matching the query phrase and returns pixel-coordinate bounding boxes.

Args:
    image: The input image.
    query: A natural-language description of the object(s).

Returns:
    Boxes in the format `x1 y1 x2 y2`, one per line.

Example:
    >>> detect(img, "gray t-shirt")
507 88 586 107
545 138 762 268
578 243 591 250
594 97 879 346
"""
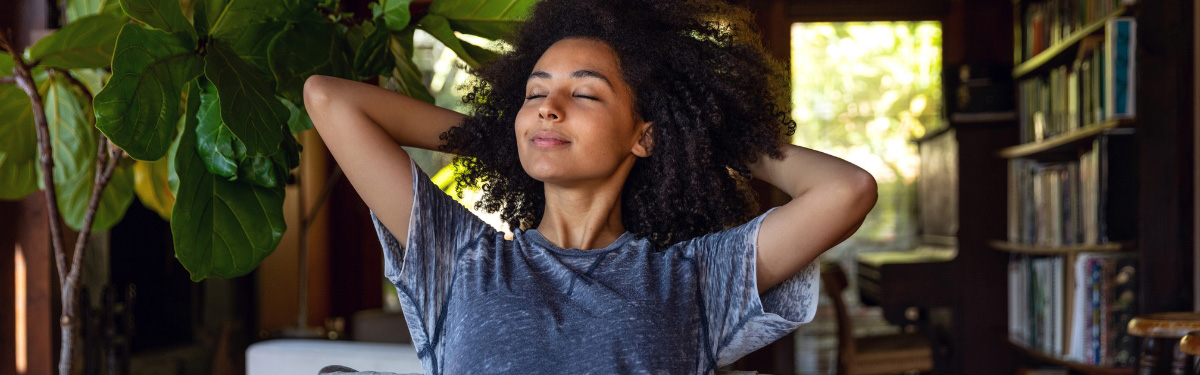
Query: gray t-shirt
369 160 819 375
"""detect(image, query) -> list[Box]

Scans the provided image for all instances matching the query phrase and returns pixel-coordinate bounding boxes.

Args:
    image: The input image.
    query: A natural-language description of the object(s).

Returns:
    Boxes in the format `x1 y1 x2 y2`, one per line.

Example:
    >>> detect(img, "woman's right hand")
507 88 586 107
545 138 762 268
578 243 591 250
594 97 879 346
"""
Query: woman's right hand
302 75 466 150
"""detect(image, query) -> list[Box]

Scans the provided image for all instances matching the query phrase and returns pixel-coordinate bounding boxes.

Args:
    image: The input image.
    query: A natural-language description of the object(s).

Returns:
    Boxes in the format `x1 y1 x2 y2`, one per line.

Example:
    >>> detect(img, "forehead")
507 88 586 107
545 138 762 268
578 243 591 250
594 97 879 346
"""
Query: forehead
531 38 622 76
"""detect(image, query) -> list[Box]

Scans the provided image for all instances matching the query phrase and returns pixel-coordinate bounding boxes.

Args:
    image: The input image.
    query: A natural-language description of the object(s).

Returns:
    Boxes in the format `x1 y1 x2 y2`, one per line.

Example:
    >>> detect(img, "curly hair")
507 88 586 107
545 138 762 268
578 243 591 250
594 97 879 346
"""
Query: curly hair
439 0 797 249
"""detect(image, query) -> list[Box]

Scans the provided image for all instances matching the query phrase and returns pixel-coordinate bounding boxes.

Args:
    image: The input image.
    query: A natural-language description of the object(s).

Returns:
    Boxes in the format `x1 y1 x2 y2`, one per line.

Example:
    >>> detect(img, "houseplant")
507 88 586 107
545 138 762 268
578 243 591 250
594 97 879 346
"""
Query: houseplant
0 0 534 372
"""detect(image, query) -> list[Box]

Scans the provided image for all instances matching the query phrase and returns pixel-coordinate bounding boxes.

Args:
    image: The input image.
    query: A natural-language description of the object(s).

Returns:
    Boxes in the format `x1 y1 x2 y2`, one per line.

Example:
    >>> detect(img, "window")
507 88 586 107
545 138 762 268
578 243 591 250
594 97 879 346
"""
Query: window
791 21 943 256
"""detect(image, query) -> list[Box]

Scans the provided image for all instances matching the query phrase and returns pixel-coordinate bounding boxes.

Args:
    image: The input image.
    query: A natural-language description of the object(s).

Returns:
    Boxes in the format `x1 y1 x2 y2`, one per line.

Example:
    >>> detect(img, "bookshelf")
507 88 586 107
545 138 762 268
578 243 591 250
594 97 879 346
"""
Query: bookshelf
995 119 1133 159
1000 0 1145 373
1012 6 1132 79
989 240 1126 255
1006 339 1135 375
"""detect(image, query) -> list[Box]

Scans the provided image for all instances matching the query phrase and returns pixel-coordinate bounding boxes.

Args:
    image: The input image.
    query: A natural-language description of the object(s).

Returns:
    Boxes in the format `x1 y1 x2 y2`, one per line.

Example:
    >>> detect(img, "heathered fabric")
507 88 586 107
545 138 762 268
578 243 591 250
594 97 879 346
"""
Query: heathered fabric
368 159 819 375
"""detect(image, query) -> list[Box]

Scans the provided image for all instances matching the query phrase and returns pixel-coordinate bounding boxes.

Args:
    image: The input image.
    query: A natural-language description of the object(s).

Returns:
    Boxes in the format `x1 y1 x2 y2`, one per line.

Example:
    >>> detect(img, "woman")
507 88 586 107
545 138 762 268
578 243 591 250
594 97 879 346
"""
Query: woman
304 0 877 373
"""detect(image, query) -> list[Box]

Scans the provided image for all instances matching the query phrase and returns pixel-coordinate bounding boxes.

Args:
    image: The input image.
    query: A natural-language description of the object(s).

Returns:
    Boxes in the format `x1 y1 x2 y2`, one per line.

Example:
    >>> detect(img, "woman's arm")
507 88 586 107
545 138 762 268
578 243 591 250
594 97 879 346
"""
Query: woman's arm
748 143 879 293
302 75 467 241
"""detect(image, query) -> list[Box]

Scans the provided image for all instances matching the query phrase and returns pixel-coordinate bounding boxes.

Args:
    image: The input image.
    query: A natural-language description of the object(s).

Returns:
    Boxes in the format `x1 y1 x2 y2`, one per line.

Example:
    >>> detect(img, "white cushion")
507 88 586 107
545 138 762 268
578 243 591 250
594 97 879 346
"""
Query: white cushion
246 339 423 375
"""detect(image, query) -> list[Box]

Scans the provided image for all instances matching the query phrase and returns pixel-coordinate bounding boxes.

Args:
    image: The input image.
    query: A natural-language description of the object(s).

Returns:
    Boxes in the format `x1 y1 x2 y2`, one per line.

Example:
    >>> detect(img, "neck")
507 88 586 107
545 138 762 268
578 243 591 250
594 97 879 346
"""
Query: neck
535 157 636 250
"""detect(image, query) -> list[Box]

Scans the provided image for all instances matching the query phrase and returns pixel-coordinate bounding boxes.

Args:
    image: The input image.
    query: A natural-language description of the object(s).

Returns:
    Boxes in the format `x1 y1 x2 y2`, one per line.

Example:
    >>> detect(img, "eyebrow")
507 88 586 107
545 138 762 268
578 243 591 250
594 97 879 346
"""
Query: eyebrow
528 70 615 90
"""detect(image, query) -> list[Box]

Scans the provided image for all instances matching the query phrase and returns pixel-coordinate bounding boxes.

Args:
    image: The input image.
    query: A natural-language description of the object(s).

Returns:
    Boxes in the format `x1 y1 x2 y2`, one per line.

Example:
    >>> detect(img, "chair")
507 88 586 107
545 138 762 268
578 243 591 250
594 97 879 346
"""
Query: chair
1182 331 1200 375
1127 312 1200 375
821 262 934 375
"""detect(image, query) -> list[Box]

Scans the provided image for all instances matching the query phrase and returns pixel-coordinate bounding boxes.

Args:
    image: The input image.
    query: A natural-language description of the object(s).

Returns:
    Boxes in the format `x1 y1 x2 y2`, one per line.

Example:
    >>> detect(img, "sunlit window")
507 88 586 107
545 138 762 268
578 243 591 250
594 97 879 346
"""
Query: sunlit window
791 21 943 254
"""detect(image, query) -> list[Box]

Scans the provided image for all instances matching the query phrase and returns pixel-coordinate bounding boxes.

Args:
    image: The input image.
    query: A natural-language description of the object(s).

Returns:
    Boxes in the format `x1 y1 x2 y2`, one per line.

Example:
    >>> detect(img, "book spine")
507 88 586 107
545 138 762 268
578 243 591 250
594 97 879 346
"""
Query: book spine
1104 18 1136 119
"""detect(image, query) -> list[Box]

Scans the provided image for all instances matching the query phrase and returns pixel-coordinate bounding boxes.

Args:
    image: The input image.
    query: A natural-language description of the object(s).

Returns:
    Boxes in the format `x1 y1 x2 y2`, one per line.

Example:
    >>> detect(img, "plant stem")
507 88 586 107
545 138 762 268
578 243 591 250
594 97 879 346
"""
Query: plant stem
3 31 123 375
1 31 75 375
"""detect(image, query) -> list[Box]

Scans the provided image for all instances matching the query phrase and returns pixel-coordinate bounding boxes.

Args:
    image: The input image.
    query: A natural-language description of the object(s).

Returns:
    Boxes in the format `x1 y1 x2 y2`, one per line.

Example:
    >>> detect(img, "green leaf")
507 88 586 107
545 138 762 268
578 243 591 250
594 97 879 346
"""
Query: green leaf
95 24 203 161
168 80 201 196
133 156 175 219
195 76 295 188
27 13 125 69
353 17 395 79
427 0 536 39
267 19 352 105
209 18 286 78
195 80 242 179
44 74 134 231
0 70 39 200
171 84 287 281
386 31 435 104
345 19 374 53
281 96 313 133
120 0 197 38
416 14 498 69
67 0 124 23
69 68 109 98
203 0 320 37
379 0 414 31
203 40 287 157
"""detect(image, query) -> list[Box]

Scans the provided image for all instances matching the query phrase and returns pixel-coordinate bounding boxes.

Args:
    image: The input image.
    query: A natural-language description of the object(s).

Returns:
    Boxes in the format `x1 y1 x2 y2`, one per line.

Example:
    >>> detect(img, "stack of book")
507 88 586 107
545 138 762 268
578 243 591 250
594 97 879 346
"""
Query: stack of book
1007 253 1137 366
1006 134 1134 246
1017 17 1135 143
1020 0 1134 62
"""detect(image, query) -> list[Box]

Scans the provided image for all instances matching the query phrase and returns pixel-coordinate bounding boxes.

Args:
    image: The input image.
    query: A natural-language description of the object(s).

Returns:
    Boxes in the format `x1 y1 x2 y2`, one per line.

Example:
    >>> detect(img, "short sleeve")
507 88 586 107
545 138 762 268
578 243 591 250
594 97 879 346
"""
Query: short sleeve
687 207 821 368
368 159 494 371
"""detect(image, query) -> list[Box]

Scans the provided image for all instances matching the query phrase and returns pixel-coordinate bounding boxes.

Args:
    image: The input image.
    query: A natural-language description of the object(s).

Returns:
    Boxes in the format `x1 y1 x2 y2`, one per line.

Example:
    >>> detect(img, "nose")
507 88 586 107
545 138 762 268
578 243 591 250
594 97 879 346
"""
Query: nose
538 95 562 121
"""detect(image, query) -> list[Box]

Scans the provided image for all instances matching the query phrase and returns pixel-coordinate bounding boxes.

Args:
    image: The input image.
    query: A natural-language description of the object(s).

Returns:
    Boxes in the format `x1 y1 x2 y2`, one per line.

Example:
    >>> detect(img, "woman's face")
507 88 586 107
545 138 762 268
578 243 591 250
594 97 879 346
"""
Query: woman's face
515 38 651 187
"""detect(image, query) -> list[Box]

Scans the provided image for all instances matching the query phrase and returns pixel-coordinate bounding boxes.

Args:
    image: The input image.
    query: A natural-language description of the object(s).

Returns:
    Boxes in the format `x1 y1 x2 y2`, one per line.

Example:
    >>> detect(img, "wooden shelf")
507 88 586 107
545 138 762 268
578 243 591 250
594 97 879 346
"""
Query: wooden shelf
997 118 1135 159
950 111 1017 124
989 240 1128 255
1013 6 1131 79
1007 339 1134 375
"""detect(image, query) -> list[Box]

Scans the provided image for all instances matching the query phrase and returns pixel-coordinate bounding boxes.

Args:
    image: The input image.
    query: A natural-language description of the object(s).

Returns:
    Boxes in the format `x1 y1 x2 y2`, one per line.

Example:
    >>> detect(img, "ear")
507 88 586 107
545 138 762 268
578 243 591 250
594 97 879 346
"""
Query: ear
631 121 653 157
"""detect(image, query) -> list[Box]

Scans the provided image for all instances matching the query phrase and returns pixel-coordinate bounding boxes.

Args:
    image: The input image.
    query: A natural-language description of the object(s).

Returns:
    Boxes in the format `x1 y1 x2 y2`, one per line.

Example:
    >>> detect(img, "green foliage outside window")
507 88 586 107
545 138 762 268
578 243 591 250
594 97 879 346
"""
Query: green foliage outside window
791 21 943 246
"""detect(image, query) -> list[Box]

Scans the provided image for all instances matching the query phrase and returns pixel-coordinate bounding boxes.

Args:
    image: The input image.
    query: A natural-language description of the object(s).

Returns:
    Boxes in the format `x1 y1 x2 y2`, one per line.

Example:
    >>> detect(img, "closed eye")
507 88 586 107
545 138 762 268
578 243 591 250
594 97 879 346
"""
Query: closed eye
574 94 598 101
525 94 546 100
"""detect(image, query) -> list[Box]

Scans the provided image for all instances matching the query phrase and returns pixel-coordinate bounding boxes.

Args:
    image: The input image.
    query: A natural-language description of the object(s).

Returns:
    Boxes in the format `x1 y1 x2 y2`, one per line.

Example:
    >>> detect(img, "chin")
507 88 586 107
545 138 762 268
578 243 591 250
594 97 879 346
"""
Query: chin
520 160 567 183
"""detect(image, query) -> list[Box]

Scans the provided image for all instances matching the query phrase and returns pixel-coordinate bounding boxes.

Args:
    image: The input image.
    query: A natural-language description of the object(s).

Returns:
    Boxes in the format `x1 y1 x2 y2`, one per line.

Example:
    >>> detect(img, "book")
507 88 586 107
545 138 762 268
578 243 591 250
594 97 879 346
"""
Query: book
1005 134 1134 246
1104 17 1136 119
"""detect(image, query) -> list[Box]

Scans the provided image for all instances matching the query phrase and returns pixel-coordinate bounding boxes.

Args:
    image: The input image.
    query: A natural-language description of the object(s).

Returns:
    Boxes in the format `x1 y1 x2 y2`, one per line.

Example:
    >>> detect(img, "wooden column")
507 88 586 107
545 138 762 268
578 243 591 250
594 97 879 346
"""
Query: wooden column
2 195 59 375
1136 0 1195 314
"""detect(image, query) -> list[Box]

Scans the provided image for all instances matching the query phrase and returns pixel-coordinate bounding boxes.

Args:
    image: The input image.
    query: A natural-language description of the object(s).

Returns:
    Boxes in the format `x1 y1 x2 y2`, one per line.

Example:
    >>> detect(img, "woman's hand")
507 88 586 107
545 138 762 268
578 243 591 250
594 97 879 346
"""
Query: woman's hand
303 75 466 151
748 143 878 293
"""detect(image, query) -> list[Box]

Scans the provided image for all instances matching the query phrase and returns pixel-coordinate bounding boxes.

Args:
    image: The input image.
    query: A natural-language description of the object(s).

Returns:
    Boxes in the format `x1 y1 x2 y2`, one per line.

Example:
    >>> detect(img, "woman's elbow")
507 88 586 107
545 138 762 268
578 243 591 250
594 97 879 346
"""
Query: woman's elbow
302 75 335 111
845 170 879 213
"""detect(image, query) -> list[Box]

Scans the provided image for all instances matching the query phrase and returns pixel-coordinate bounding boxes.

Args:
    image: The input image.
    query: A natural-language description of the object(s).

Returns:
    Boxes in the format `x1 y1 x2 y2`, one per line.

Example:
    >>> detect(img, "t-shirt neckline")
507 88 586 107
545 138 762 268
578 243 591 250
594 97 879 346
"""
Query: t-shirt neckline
524 229 636 256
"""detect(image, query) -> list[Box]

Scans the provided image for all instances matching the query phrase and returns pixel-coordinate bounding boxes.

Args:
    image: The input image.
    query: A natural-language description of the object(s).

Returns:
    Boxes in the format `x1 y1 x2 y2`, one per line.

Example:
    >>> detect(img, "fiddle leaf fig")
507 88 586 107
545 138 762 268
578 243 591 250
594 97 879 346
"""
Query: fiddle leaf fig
267 19 352 105
416 14 493 69
281 96 314 133
195 79 296 189
203 0 321 39
0 55 40 200
26 13 126 69
172 81 287 281
44 74 135 231
133 156 176 220
66 0 123 23
378 0 414 31
120 0 197 39
427 0 536 40
353 17 395 79
95 23 203 161
212 19 286 78
203 40 288 157
196 80 243 179
386 30 434 104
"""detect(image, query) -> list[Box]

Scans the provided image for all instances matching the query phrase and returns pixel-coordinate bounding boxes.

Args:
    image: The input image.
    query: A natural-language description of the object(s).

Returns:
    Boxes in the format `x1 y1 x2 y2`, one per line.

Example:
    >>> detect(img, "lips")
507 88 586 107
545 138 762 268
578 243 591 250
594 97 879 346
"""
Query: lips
531 130 570 148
